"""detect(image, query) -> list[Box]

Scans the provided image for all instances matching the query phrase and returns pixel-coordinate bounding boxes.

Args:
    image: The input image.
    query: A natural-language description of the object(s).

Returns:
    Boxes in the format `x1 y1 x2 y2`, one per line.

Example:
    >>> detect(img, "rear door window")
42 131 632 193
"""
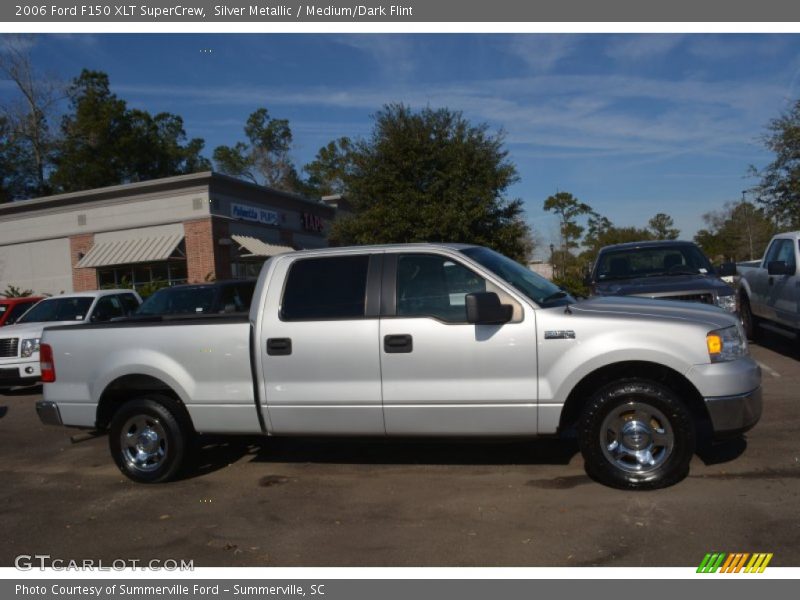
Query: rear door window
281 255 369 320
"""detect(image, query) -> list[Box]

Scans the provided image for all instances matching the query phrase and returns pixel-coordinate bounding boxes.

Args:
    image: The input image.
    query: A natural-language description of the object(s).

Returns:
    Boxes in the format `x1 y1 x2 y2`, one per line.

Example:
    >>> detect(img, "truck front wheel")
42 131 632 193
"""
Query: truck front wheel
109 396 189 483
577 379 695 490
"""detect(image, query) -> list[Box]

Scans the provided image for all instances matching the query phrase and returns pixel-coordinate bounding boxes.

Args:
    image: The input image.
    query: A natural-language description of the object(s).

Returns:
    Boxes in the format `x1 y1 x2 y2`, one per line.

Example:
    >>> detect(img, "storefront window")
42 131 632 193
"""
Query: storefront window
96 261 188 291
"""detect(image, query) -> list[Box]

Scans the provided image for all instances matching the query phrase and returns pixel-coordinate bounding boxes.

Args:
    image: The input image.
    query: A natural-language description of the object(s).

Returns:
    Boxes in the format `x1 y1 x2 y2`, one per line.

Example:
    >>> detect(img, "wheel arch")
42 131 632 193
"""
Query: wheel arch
558 360 709 434
96 374 195 433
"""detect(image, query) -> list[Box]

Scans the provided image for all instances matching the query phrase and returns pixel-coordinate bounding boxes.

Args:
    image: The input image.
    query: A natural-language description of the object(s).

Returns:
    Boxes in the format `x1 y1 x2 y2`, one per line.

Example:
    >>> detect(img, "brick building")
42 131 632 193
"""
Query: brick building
0 172 338 295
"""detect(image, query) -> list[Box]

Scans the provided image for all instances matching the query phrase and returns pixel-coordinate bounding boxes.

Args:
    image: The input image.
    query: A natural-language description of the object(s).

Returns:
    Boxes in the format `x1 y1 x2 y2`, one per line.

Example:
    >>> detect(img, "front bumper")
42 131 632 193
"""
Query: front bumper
35 401 63 426
704 387 762 437
0 361 40 387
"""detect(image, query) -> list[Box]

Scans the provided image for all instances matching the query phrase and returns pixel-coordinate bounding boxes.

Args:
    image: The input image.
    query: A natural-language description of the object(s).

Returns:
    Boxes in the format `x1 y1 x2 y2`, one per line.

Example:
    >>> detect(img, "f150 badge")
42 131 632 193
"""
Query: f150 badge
544 330 576 340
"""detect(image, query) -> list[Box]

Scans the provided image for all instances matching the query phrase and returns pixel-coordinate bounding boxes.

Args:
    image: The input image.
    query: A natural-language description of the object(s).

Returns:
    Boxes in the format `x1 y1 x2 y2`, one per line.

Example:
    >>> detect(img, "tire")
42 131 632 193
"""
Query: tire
740 293 759 341
108 395 190 483
577 379 695 490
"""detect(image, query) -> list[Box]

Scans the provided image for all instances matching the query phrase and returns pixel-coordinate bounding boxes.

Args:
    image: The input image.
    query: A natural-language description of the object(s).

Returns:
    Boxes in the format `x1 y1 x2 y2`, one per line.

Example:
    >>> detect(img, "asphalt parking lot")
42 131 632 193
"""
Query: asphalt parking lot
1 337 799 568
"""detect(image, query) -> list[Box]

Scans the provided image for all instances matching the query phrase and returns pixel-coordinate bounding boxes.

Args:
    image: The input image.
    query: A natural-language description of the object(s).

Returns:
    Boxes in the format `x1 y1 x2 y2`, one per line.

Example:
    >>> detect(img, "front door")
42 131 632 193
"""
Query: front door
379 252 539 435
259 253 384 434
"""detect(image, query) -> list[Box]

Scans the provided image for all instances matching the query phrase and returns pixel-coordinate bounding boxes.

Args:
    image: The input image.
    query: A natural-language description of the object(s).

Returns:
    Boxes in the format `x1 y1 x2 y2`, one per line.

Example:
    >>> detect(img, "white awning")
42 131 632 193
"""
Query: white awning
232 235 294 258
77 233 184 268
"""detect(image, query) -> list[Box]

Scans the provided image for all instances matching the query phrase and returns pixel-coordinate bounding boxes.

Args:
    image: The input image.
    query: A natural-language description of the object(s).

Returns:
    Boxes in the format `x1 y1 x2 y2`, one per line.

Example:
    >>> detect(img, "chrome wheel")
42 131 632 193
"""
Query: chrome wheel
599 401 674 474
120 415 168 473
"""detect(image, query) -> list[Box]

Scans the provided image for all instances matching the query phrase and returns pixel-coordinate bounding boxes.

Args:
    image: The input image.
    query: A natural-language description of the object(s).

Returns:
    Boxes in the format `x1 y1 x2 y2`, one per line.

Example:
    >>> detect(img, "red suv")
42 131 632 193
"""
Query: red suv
0 297 43 327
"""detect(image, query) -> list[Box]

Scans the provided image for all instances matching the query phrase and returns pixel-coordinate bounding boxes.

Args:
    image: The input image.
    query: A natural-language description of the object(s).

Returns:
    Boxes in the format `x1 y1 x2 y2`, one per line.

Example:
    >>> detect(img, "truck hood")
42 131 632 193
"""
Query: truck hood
570 295 738 330
594 273 733 297
0 320 85 340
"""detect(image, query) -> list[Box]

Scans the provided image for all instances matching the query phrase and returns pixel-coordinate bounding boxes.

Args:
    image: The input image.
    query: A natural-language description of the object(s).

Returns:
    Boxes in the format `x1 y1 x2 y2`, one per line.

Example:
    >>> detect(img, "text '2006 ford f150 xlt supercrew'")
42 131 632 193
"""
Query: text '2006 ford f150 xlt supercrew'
36 244 762 490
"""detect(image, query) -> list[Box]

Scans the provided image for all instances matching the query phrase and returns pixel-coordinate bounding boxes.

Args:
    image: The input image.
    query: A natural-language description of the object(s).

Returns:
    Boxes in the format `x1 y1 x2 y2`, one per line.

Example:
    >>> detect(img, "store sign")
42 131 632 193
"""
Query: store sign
231 203 280 226
302 212 325 232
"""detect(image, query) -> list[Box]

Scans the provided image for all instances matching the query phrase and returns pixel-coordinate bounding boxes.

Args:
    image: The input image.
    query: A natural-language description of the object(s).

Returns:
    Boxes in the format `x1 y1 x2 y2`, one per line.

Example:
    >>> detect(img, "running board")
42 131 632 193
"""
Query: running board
759 322 798 340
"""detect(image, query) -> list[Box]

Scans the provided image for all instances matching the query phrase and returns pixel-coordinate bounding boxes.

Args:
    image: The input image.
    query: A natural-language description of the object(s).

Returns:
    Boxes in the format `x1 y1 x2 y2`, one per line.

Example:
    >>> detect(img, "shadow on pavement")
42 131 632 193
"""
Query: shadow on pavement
696 436 747 466
181 435 581 481
0 384 43 396
0 406 7 419
751 331 800 360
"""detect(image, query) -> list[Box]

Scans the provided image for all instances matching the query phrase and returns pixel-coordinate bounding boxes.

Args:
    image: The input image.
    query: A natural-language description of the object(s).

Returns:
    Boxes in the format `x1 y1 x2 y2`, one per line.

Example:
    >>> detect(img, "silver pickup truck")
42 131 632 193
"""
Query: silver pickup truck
36 244 762 490
738 231 800 340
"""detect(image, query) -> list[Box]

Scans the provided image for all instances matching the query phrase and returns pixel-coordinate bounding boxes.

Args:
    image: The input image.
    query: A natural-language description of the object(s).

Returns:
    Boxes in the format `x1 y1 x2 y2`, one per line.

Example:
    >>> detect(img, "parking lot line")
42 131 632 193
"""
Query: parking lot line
757 361 781 378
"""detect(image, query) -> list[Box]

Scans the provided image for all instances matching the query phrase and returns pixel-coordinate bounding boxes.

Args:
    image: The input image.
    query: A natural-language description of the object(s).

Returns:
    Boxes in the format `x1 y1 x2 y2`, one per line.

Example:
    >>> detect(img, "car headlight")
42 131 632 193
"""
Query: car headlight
20 338 40 358
707 326 747 363
715 294 737 313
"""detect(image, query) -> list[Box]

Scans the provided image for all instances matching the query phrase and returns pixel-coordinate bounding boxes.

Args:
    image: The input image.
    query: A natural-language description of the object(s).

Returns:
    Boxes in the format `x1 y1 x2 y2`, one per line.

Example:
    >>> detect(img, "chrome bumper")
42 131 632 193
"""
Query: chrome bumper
704 387 762 437
35 400 63 426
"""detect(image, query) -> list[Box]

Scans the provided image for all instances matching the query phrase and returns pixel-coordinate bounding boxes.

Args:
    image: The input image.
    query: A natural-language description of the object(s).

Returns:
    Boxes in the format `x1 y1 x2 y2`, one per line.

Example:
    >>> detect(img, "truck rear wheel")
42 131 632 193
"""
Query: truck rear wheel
577 379 695 490
108 396 189 483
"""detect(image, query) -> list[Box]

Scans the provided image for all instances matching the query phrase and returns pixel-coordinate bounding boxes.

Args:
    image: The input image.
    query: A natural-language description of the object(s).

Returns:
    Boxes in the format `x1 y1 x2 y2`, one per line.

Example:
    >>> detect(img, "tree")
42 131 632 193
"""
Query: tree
648 213 680 240
329 104 532 261
543 192 592 277
752 98 800 227
694 201 775 262
50 70 209 193
1 284 33 298
302 137 353 197
213 108 301 193
0 35 63 198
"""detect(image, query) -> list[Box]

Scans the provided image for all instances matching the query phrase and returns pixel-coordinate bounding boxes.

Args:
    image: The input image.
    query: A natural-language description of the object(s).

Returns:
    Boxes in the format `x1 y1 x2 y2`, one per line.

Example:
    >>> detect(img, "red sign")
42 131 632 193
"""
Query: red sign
302 212 325 232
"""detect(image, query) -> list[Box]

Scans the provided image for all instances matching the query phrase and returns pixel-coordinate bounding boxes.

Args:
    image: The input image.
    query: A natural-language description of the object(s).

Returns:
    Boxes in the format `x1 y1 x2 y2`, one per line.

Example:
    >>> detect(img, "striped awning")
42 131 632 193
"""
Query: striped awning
232 235 294 257
76 233 184 268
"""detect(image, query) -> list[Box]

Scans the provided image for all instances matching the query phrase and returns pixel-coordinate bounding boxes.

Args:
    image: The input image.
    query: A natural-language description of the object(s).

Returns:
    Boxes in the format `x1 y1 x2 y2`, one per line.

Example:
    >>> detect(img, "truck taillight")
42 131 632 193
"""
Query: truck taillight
40 343 55 383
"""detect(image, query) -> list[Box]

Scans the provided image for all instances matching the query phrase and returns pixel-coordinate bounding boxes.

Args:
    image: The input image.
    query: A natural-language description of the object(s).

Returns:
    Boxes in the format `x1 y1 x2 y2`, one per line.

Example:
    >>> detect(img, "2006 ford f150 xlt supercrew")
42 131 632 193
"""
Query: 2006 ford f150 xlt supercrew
36 244 762 490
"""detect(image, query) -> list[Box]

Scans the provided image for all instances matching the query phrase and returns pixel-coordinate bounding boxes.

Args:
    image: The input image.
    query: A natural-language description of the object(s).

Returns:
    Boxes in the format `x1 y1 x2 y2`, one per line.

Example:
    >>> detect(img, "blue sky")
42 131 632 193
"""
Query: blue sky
6 34 800 258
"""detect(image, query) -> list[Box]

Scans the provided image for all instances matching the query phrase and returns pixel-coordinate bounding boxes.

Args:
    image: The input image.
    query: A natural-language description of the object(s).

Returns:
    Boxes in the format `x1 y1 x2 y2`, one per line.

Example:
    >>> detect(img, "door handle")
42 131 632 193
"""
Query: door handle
384 334 413 353
267 338 292 356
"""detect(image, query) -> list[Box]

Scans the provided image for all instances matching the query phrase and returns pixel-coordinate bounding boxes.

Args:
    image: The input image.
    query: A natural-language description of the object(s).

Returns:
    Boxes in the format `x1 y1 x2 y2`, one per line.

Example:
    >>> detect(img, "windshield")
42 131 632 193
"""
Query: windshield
136 286 216 316
461 246 574 306
16 297 94 323
595 244 714 281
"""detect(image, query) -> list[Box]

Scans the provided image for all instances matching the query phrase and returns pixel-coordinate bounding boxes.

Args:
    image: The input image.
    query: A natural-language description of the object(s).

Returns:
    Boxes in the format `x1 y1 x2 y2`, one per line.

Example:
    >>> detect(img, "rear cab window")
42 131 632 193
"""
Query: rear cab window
280 255 369 320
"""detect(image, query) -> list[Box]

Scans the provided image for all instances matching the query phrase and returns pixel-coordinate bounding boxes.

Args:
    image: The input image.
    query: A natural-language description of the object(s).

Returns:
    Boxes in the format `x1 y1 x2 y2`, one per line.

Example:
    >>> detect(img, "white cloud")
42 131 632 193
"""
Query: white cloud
505 35 576 73
605 34 685 61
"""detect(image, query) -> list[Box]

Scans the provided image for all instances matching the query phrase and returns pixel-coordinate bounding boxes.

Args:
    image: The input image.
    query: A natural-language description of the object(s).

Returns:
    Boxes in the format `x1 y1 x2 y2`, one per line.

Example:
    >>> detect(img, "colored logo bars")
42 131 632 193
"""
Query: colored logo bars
697 552 773 573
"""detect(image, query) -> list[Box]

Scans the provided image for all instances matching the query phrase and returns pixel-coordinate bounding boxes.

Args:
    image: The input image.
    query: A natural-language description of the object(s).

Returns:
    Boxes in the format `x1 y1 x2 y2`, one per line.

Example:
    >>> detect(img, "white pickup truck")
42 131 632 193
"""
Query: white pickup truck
0 289 140 389
36 244 761 490
738 231 800 340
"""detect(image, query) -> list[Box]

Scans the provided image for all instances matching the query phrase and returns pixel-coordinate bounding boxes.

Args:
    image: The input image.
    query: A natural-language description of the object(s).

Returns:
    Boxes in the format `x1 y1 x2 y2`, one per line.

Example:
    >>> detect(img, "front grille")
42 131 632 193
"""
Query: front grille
655 293 714 305
0 338 19 358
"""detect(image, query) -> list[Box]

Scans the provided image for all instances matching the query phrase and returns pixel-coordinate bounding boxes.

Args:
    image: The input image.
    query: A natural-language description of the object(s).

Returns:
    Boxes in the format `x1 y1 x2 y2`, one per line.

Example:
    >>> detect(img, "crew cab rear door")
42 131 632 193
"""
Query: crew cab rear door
379 251 538 435
258 252 385 434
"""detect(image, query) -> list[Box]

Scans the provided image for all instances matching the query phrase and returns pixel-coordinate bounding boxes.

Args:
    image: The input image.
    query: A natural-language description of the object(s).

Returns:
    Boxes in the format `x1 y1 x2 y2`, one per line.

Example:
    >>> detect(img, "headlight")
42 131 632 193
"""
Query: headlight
715 294 737 313
706 326 747 363
20 338 40 358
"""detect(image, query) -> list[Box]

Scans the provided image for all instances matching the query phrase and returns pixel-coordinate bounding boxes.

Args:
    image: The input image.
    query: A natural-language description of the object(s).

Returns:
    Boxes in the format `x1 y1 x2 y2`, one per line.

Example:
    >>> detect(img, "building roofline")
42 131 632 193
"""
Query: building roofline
0 171 325 218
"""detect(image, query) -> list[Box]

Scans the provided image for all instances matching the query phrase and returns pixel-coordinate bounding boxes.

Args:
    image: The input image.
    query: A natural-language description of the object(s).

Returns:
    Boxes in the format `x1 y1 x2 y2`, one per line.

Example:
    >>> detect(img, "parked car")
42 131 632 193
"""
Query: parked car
0 289 140 389
125 280 257 320
586 240 738 313
0 296 44 327
738 231 800 340
37 244 760 490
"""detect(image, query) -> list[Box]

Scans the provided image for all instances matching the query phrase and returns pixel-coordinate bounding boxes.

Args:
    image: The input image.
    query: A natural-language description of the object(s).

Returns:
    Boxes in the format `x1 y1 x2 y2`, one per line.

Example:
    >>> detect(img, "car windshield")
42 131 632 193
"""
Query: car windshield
16 297 94 323
136 286 216 316
461 246 574 306
595 245 714 281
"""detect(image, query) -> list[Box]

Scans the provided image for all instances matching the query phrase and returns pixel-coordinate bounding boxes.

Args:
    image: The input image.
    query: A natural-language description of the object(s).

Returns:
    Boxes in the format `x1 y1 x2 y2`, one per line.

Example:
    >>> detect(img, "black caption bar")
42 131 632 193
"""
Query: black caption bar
4 0 800 22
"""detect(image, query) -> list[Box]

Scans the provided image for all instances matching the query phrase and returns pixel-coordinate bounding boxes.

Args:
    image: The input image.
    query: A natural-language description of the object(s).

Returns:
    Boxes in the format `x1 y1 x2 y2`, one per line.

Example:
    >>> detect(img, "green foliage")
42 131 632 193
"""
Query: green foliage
552 273 590 299
213 108 302 193
49 70 210 193
302 137 353 197
1 284 34 297
648 213 680 240
694 201 776 262
134 279 170 299
329 104 532 262
752 98 800 228
543 192 593 251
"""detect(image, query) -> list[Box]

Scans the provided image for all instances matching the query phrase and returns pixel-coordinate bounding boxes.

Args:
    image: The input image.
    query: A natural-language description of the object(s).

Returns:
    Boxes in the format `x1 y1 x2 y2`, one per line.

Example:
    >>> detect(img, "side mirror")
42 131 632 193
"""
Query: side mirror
465 292 512 325
717 262 737 277
222 303 237 314
767 260 794 276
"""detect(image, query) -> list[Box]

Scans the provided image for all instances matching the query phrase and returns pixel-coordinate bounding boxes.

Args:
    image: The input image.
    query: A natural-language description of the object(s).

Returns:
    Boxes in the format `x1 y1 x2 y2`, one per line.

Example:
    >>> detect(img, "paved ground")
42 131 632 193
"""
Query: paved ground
1 336 798 567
